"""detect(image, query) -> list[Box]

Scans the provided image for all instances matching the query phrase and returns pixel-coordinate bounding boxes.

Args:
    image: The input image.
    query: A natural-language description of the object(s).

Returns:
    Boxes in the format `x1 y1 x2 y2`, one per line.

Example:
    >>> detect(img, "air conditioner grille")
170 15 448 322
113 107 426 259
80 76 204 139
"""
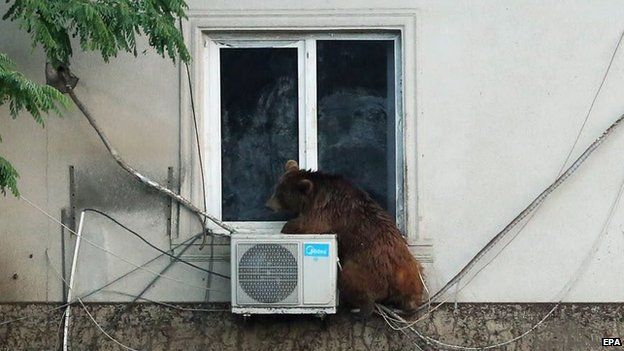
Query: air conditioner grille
238 243 298 303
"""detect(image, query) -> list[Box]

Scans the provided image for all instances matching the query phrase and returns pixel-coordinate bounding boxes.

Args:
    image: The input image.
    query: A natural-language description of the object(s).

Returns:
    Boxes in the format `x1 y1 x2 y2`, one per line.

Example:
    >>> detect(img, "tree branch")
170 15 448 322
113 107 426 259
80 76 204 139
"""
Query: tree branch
66 88 235 236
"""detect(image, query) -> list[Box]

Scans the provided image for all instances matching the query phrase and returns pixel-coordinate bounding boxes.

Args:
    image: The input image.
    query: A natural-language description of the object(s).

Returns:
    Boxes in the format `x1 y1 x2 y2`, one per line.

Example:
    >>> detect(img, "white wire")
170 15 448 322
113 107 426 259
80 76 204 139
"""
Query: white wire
100 290 229 312
378 303 557 350
2 196 229 351
377 167 624 350
375 305 425 351
46 248 70 287
45 248 229 314
55 307 67 351
380 29 624 348
419 269 431 310
46 247 143 351
20 195 227 294
76 297 141 351
555 163 624 300
446 29 624 306
0 303 70 327
46 246 229 350
376 305 434 349
377 272 452 331
421 30 624 312
1 232 227 331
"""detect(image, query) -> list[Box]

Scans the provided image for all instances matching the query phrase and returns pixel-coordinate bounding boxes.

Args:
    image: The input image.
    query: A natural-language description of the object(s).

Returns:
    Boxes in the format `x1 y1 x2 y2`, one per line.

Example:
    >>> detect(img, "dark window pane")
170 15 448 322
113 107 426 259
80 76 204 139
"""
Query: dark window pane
317 40 397 217
220 48 298 221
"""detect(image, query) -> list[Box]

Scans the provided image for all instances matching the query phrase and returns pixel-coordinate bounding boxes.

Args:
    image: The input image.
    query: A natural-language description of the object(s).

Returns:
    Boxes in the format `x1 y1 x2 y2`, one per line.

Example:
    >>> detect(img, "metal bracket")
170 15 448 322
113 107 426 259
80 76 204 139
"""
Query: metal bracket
60 209 68 303
166 166 174 239
68 165 76 232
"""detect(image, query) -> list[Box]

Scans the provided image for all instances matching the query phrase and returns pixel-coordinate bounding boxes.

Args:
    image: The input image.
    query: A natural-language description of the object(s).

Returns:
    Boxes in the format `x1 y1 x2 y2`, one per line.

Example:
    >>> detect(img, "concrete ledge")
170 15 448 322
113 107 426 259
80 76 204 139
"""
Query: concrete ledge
1 303 622 350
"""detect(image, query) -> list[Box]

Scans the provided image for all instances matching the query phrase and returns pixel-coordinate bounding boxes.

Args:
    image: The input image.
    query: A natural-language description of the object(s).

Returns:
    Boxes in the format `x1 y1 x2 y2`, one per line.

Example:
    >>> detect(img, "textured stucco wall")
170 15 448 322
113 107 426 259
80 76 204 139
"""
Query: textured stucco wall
1 303 623 350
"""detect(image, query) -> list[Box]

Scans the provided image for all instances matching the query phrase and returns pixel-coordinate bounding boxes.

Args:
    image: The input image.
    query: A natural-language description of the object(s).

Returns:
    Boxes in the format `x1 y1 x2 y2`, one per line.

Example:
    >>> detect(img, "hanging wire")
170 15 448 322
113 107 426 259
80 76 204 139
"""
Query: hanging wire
177 17 212 249
372 29 624 349
76 298 140 351
376 140 624 349
177 16 219 302
420 28 624 308
45 252 228 351
81 208 228 279
20 196 228 293
446 29 624 301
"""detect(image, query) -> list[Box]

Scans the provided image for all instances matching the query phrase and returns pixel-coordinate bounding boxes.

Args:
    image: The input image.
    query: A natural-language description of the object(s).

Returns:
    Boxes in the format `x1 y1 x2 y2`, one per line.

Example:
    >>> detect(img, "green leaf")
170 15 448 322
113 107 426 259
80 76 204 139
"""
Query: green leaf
0 53 69 123
0 156 20 197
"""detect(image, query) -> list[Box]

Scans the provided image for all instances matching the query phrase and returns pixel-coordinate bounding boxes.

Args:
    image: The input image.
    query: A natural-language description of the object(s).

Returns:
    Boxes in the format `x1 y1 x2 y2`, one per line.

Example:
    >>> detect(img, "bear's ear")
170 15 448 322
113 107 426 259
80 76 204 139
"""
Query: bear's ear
297 179 313 195
285 160 299 173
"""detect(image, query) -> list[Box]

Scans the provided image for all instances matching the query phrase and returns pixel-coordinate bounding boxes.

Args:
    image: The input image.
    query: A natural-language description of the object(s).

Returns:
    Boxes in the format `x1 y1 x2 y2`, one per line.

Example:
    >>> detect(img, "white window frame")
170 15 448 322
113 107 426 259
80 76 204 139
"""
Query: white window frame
201 32 403 234
176 9 431 263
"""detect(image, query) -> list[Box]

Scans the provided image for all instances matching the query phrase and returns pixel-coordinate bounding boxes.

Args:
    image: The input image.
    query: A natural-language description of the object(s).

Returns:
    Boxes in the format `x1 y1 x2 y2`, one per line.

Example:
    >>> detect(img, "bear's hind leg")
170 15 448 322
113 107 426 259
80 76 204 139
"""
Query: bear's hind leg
339 261 379 319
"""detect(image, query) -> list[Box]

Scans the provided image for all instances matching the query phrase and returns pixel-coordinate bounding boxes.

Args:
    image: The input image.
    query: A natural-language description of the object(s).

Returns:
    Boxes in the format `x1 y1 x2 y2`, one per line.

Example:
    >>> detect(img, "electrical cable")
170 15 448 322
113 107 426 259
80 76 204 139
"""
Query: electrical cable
421 30 624 311
377 160 624 350
177 17 212 249
378 303 558 351
43 238 227 351
99 290 229 312
0 236 225 331
446 29 624 304
0 218 217 330
76 297 140 351
81 208 229 279
20 196 228 293
0 303 69 327
373 30 624 349
55 304 66 351
177 17 219 303
420 112 624 311
559 29 624 173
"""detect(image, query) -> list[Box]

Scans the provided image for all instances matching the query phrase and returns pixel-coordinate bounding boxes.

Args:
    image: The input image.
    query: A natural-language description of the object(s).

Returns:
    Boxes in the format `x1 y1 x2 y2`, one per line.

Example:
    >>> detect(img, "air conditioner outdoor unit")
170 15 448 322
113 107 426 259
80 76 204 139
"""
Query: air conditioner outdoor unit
230 233 338 315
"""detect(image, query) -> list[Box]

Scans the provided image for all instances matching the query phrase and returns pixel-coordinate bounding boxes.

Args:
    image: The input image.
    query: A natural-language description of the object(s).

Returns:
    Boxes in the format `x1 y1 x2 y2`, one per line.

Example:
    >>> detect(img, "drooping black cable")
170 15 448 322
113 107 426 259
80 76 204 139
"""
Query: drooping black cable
178 17 218 302
177 17 211 246
82 208 229 279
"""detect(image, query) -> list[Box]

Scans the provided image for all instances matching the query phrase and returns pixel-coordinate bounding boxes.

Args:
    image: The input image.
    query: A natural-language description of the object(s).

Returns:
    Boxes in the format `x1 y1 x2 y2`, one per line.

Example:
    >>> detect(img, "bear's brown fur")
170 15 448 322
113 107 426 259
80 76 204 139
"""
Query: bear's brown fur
266 160 424 316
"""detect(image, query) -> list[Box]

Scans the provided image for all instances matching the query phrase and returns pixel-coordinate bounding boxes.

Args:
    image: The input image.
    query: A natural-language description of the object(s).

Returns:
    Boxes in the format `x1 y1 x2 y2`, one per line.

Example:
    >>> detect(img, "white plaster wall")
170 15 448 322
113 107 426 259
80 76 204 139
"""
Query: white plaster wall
1 0 624 302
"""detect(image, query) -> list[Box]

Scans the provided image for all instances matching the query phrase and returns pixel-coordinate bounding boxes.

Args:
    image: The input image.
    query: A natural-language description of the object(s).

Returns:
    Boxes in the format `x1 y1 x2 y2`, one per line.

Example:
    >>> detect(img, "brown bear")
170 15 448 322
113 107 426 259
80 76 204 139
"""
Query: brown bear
266 160 424 316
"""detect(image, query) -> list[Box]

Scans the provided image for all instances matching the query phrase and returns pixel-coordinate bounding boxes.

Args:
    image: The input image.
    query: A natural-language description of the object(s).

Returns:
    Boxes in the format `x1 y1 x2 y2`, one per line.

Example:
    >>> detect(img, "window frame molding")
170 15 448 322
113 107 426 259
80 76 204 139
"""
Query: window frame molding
202 38 305 233
177 9 432 263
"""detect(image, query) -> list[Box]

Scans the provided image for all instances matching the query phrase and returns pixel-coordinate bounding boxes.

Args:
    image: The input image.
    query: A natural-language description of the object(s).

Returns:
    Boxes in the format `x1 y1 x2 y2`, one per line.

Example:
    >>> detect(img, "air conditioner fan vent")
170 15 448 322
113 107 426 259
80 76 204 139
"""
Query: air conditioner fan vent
238 243 298 303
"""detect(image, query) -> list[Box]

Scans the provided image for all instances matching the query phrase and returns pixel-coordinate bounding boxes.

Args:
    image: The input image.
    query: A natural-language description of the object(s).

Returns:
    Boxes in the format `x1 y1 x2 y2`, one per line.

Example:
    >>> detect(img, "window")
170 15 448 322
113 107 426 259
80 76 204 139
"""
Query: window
202 33 404 233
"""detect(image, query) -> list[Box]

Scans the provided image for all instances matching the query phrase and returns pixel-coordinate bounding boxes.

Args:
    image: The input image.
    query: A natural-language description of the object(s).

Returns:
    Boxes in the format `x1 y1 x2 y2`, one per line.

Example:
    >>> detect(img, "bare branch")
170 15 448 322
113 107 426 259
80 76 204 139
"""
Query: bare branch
64 87 235 235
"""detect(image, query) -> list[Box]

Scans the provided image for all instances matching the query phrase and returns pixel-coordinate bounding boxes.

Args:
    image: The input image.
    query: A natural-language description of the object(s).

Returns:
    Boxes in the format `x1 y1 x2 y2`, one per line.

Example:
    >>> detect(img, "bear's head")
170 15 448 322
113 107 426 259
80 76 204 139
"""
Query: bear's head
265 160 314 214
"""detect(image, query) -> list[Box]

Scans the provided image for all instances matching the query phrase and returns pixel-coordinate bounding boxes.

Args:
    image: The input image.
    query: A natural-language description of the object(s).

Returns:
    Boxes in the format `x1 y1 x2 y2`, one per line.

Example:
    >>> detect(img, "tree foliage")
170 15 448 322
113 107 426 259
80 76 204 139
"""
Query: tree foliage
3 0 190 66
0 52 70 195
0 53 69 123
0 156 20 196
0 0 191 196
